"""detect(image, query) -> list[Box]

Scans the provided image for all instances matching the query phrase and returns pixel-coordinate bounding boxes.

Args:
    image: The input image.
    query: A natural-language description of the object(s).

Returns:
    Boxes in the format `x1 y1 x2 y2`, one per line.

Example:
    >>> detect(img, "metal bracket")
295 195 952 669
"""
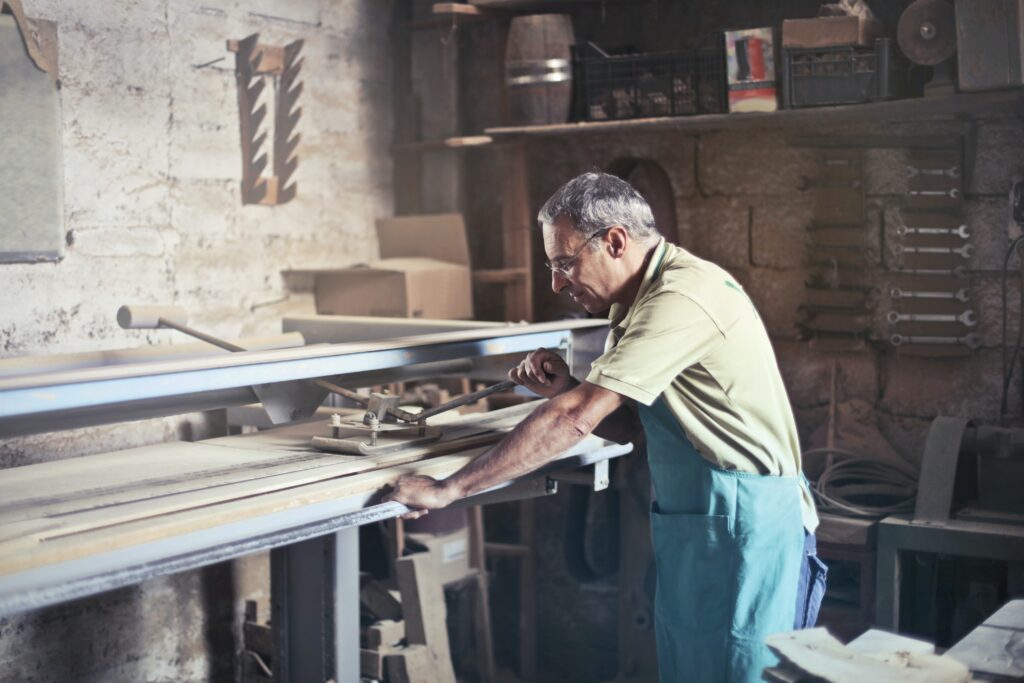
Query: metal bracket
456 476 558 508
548 458 610 491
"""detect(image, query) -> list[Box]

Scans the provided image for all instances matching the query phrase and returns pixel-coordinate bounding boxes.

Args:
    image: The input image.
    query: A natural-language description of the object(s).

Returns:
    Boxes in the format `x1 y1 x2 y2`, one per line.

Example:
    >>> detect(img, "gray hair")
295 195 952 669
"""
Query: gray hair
537 172 660 246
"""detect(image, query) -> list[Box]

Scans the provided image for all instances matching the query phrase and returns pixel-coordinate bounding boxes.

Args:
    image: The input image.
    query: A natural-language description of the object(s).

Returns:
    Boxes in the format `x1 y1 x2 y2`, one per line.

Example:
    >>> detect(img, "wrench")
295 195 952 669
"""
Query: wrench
906 165 960 178
896 224 971 239
890 287 969 302
887 310 977 326
895 244 974 259
892 266 969 278
907 188 960 199
890 333 981 349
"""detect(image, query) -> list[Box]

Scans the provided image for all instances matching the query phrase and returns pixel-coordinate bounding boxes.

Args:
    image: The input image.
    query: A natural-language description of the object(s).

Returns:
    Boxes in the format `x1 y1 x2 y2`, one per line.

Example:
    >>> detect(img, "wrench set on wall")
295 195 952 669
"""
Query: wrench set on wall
888 148 977 356
794 134 980 356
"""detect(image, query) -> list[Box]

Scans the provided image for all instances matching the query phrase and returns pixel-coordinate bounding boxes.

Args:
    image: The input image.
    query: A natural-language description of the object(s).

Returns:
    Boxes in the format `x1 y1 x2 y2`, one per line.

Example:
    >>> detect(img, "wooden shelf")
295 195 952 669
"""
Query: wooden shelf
485 88 1024 138
472 267 529 284
410 0 644 29
393 135 494 153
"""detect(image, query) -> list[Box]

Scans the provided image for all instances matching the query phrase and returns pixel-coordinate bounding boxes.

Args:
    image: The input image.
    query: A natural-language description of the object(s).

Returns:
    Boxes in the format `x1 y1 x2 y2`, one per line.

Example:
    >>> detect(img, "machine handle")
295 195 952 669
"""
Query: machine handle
117 305 189 329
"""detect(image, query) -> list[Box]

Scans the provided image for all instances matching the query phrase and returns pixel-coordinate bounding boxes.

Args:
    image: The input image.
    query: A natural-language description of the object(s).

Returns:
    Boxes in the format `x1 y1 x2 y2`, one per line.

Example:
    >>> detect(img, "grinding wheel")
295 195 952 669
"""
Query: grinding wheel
898 0 957 66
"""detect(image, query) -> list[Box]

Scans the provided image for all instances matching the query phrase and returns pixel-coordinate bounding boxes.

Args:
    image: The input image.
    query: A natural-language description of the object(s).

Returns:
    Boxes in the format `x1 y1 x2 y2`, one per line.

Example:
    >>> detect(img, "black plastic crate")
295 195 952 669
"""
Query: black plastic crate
782 37 901 108
573 41 727 121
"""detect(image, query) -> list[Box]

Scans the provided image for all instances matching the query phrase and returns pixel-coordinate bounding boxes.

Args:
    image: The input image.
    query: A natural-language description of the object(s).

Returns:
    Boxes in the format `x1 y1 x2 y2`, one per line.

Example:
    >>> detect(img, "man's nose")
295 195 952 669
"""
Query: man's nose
551 270 569 293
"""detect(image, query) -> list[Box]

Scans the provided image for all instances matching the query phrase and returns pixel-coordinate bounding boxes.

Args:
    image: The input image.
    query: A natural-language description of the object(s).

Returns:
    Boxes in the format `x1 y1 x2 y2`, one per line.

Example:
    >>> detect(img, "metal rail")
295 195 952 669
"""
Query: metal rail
0 319 607 437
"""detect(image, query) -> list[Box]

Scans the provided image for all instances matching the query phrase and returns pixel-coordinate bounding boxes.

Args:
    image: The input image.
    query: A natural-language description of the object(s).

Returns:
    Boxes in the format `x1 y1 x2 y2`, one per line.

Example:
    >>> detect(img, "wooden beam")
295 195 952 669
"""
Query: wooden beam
396 553 457 681
499 143 534 322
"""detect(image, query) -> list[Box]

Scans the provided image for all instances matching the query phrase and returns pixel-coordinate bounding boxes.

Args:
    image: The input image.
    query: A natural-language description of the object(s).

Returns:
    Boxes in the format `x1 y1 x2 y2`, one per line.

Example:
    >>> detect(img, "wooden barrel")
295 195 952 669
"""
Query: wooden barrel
505 14 574 126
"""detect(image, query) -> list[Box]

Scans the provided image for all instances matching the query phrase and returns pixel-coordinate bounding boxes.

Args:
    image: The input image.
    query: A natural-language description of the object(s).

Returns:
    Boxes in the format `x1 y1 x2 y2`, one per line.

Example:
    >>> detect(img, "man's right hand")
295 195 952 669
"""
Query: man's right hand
508 348 575 399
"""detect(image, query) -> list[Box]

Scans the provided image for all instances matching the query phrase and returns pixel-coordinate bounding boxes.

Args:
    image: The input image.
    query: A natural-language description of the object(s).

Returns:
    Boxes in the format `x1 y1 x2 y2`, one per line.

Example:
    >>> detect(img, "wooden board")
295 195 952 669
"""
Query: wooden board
0 403 543 574
396 552 457 682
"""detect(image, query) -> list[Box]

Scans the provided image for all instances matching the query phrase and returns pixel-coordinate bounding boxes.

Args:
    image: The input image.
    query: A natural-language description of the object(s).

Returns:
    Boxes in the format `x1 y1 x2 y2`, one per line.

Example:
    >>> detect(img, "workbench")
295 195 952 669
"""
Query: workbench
0 316 629 682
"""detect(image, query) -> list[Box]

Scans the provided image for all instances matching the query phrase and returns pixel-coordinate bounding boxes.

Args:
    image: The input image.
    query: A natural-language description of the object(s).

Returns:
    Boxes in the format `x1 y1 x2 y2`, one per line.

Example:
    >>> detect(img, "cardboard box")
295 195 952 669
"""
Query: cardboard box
782 16 883 49
726 27 778 113
312 213 473 319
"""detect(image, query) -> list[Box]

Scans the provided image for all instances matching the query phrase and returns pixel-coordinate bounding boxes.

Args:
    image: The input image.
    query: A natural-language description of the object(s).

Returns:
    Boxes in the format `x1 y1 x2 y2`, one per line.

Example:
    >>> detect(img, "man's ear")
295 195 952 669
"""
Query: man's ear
607 225 629 257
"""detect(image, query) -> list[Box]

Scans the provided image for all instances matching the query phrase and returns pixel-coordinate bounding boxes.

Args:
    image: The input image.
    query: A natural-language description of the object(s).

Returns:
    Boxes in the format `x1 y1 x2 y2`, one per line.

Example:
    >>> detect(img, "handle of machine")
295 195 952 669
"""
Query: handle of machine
116 305 518 424
412 379 517 421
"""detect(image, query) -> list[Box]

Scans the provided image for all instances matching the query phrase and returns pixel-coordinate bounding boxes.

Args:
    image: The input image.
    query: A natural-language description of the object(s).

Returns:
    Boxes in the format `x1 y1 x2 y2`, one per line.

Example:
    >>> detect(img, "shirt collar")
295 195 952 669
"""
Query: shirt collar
608 237 668 332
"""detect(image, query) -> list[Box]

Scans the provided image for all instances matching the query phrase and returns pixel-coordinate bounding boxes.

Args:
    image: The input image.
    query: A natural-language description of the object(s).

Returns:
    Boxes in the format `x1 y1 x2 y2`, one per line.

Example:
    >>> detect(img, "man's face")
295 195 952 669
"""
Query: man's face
542 215 615 314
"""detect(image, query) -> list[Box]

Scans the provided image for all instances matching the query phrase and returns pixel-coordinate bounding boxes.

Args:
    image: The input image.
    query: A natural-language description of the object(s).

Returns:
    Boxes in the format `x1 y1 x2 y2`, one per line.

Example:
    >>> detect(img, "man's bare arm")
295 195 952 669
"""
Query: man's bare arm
384 381 625 514
592 398 642 444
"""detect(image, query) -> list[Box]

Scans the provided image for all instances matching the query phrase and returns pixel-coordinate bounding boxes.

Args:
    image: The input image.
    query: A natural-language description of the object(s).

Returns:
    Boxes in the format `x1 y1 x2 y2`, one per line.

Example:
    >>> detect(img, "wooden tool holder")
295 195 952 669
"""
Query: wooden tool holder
228 34 303 206
798 149 876 353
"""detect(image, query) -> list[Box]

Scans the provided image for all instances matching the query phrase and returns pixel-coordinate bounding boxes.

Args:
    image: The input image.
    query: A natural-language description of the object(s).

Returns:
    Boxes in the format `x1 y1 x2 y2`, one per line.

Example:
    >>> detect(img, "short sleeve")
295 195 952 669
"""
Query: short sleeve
586 291 726 405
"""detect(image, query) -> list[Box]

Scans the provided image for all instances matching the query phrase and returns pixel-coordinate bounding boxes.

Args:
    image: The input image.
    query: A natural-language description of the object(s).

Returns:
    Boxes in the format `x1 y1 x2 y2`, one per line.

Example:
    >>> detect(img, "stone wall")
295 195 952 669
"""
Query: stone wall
455 2 1024 679
0 1 393 680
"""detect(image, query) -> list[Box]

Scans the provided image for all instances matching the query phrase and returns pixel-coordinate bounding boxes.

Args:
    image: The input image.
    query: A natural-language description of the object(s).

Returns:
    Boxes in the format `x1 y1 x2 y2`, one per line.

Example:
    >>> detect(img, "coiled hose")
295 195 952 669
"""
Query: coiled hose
804 446 918 519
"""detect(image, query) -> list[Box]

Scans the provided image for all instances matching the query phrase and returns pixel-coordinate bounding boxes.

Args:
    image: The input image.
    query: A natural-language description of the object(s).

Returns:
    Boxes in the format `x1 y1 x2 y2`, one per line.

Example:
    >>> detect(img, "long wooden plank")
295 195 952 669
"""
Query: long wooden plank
0 404 530 518
0 434 615 576
0 404 537 548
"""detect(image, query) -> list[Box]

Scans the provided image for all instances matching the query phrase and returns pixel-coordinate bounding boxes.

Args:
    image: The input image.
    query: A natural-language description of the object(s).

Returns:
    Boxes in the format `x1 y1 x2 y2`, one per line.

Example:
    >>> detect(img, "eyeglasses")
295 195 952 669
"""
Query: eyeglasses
543 228 611 276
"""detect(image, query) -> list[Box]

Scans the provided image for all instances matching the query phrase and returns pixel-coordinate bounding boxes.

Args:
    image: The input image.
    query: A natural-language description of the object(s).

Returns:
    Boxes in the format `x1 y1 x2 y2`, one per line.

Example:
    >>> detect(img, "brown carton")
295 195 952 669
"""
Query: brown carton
310 213 473 319
782 16 883 49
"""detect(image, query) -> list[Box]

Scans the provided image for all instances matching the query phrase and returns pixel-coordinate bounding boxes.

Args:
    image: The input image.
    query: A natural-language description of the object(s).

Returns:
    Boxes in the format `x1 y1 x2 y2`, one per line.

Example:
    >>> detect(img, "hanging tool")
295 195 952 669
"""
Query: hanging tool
907 188 960 199
890 333 981 349
907 164 960 178
896 223 970 238
891 288 969 302
887 310 978 326
895 243 974 258
892 266 969 278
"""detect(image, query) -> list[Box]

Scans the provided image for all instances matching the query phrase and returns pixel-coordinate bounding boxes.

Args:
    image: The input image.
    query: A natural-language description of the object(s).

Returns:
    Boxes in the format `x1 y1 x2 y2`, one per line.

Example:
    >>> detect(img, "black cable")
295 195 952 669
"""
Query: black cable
1000 235 1024 418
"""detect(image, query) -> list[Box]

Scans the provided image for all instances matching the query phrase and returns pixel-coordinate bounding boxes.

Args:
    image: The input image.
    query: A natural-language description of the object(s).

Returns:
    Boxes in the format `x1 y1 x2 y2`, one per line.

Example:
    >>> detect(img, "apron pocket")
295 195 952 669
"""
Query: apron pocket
650 507 735 681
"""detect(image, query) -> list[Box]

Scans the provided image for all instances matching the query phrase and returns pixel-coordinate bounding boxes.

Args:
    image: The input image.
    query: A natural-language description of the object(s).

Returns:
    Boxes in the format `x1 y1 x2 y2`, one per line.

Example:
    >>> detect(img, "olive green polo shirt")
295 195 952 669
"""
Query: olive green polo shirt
587 238 818 532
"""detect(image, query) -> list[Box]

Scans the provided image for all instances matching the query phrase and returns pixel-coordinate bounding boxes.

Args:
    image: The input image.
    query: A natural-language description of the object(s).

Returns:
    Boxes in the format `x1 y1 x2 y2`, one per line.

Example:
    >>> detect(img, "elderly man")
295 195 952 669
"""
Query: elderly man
386 172 824 682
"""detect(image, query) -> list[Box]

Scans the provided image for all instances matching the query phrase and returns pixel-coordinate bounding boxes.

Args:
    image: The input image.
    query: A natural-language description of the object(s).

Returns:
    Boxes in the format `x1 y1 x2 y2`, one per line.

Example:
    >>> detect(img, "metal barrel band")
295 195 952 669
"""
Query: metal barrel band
506 58 572 86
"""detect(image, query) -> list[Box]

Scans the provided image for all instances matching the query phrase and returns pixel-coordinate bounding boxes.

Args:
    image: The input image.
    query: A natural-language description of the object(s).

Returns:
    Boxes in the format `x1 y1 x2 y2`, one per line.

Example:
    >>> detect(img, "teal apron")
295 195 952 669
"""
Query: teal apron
640 398 804 683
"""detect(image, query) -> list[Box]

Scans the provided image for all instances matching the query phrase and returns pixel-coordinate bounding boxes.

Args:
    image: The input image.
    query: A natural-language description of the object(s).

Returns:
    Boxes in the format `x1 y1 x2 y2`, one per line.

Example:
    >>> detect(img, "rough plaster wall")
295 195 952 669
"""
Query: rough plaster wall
0 0 392 680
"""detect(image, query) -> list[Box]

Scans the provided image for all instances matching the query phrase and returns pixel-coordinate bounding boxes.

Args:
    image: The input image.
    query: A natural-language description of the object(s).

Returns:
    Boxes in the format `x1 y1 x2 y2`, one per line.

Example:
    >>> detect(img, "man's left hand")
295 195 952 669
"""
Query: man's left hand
383 475 458 519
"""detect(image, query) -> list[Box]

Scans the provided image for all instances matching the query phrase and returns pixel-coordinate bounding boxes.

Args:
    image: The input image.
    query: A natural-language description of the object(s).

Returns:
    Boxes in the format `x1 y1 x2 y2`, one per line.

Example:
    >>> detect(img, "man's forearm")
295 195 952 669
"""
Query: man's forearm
442 396 595 500
559 377 640 444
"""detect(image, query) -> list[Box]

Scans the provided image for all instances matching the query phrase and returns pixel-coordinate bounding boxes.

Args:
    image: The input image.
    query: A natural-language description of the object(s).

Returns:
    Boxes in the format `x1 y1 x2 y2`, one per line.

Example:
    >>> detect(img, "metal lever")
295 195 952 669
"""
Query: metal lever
412 380 517 421
116 305 518 425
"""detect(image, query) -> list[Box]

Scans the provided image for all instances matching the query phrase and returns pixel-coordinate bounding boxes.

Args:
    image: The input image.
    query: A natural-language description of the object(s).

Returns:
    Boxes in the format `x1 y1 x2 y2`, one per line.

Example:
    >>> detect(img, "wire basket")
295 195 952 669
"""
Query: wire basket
573 40 727 121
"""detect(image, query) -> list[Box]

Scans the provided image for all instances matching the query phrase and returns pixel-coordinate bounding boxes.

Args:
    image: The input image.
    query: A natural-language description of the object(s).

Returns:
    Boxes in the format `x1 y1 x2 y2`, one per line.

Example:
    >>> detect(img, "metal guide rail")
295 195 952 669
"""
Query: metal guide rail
0 318 609 437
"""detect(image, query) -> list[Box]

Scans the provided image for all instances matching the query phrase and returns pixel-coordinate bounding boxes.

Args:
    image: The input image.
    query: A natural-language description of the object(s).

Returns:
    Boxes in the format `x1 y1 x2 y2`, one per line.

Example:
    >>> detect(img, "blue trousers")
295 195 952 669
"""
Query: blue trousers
794 532 828 629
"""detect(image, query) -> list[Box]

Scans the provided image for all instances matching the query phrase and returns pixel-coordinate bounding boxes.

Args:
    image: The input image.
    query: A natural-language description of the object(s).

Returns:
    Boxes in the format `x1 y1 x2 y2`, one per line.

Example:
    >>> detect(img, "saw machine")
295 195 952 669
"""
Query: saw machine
0 311 629 683
115 304 521 456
